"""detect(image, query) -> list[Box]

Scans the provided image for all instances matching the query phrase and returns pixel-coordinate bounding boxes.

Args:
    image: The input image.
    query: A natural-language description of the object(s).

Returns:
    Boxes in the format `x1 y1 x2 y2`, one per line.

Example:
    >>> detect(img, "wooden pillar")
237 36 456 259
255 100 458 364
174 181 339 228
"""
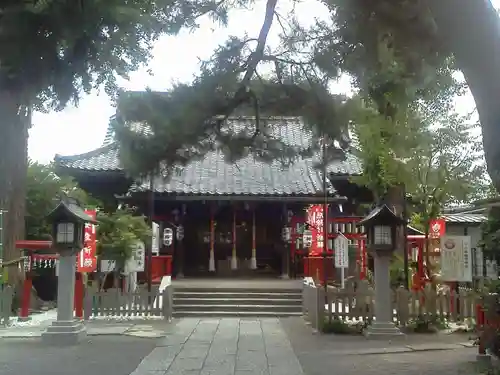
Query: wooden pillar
250 205 257 270
231 207 237 270
209 204 216 272
281 204 290 279
176 207 185 278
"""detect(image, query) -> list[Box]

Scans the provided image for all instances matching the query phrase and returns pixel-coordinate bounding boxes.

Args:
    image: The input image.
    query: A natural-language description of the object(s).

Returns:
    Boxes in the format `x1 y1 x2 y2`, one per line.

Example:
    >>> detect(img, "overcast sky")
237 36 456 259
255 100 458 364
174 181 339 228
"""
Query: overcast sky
27 0 497 163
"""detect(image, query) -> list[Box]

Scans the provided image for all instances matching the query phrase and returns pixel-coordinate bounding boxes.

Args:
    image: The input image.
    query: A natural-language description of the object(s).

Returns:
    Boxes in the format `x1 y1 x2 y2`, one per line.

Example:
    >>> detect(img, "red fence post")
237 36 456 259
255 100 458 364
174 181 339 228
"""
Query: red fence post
476 302 486 355
19 272 32 320
74 273 84 319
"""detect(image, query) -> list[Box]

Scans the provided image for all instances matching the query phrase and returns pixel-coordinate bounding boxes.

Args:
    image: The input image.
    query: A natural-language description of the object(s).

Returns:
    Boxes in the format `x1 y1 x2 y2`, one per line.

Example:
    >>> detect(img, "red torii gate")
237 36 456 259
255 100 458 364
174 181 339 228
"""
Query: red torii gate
14 240 84 320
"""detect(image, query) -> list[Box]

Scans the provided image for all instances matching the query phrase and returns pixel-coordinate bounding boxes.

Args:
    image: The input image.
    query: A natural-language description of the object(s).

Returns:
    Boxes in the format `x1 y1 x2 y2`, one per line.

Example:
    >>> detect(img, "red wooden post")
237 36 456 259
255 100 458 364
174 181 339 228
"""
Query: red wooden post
15 241 53 321
74 272 84 319
19 272 32 320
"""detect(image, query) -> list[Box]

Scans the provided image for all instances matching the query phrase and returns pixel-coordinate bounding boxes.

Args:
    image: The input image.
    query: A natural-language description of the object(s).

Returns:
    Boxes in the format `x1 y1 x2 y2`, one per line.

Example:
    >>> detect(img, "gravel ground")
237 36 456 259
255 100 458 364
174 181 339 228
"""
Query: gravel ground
280 317 481 375
0 336 157 375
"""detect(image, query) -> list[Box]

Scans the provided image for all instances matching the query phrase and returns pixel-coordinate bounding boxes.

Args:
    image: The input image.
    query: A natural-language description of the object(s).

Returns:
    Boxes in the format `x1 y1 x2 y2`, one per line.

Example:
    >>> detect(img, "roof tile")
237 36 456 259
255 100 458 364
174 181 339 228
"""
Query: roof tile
56 116 362 196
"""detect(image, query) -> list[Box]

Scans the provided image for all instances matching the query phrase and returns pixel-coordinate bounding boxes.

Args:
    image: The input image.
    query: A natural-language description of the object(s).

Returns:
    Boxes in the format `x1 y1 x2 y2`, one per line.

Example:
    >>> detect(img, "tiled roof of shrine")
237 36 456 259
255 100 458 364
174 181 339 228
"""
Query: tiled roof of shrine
55 116 363 196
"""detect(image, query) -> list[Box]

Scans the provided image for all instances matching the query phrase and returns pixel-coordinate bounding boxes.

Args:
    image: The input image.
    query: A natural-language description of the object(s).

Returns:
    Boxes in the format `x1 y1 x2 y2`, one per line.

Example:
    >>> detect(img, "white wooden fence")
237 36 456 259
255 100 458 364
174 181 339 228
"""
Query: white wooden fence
303 279 480 331
84 286 173 320
0 285 13 326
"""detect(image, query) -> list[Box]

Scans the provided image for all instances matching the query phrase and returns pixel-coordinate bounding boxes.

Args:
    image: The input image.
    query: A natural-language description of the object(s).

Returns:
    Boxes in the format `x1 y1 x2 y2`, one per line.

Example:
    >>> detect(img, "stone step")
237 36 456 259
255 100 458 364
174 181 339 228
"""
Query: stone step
173 288 302 294
173 291 302 299
174 304 302 312
173 297 302 306
173 310 303 318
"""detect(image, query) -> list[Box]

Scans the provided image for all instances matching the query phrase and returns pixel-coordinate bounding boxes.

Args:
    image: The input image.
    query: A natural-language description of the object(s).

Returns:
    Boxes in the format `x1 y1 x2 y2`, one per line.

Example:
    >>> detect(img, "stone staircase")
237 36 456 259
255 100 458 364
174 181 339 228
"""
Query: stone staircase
172 287 303 317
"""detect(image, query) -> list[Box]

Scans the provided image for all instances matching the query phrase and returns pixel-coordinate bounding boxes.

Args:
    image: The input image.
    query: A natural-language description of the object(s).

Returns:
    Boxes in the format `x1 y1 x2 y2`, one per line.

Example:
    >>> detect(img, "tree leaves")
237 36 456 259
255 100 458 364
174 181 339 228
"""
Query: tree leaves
25 161 100 239
0 0 230 110
96 209 151 267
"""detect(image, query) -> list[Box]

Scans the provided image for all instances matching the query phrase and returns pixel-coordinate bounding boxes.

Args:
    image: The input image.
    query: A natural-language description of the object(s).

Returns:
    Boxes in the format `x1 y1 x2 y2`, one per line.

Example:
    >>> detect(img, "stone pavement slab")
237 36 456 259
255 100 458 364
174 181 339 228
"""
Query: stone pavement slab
129 318 305 375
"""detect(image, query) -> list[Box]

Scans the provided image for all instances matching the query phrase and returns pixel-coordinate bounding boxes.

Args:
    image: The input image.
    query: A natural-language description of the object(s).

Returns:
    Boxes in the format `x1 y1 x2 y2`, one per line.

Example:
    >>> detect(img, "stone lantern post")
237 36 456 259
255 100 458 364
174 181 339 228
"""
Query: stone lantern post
41 198 96 345
357 204 404 338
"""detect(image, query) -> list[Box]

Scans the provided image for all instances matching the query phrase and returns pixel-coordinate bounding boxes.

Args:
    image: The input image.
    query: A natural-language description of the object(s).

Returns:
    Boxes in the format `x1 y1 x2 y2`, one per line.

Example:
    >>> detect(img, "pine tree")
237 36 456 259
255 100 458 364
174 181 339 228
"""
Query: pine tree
0 0 225 283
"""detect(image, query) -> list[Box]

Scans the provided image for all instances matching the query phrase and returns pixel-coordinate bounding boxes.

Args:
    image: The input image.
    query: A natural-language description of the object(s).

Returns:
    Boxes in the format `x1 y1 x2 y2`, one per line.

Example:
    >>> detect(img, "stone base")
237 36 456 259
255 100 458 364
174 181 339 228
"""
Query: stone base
208 256 216 272
230 256 238 270
41 320 87 346
250 256 257 270
476 353 492 366
364 322 405 339
280 273 290 280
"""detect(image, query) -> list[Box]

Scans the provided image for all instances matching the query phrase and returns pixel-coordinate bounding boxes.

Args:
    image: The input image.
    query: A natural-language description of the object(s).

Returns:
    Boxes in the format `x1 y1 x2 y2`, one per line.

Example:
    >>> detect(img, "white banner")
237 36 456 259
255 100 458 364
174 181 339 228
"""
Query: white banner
440 235 472 282
334 233 349 268
125 241 146 273
152 222 160 255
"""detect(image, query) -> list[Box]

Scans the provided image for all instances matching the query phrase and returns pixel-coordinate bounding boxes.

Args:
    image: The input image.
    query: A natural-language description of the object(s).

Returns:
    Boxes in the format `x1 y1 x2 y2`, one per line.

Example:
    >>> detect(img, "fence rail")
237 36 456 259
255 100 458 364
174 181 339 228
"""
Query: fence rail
84 286 173 320
303 279 480 331
0 285 13 326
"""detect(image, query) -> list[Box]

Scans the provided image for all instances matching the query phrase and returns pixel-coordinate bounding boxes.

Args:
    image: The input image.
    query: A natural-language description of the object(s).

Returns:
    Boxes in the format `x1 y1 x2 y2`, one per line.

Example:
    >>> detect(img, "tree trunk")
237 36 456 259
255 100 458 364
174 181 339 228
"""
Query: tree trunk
428 0 500 191
0 91 29 286
385 185 405 255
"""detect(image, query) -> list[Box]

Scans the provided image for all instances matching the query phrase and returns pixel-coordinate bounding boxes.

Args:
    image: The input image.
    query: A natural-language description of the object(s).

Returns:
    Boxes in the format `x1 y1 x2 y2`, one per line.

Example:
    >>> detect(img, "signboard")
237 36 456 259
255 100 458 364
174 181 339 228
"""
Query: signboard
77 209 97 273
429 218 446 238
440 235 472 282
125 241 145 273
306 205 326 256
334 233 349 268
152 222 160 255
100 259 117 273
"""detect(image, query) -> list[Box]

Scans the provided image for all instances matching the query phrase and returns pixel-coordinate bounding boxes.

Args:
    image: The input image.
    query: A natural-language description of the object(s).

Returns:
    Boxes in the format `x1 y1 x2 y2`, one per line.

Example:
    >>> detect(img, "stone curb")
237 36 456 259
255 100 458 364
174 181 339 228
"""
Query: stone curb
335 342 476 356
0 325 167 339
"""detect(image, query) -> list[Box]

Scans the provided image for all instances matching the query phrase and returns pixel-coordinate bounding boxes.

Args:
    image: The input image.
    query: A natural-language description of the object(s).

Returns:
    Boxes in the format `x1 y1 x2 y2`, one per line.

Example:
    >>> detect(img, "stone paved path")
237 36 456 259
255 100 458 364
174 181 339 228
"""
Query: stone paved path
130 318 304 375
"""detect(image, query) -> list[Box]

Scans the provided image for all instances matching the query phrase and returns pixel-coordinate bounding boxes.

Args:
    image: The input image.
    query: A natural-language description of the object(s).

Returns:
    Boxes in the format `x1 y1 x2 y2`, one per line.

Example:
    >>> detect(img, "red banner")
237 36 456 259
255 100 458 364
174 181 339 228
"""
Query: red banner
306 205 325 256
77 209 97 272
429 218 446 238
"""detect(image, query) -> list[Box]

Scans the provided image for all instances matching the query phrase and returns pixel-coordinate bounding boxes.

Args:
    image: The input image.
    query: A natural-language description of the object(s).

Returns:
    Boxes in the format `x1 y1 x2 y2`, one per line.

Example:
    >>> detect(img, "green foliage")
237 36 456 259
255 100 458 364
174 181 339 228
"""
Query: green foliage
1 0 228 108
407 316 448 333
25 161 99 239
352 95 487 230
322 318 362 334
479 207 500 262
389 255 409 289
96 209 150 268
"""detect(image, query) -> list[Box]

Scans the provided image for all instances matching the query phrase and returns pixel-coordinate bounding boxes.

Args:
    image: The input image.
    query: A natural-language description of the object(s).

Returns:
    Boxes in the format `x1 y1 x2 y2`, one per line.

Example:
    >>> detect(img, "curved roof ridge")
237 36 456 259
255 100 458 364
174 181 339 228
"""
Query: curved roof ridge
55 143 118 162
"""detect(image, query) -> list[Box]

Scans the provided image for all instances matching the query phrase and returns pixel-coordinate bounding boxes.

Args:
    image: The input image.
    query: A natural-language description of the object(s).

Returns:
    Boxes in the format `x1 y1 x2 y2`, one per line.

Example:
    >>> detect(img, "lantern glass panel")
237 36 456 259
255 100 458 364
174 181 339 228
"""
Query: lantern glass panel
373 225 392 245
56 222 75 243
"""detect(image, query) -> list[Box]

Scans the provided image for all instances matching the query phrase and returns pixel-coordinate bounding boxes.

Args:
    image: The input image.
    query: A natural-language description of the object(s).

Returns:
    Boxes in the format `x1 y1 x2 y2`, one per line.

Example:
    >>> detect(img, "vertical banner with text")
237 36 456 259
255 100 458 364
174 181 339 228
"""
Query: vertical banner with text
77 209 97 273
306 205 325 256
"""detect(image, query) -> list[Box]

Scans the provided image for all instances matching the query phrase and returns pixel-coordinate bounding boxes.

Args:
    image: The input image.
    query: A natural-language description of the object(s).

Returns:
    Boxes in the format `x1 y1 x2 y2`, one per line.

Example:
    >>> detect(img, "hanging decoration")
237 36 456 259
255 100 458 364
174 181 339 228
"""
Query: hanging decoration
31 255 57 269
176 225 184 241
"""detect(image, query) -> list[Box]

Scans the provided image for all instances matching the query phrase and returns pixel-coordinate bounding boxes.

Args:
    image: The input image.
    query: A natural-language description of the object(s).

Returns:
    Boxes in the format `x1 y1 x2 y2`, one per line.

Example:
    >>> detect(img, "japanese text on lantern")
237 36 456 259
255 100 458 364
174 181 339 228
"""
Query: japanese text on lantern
78 209 97 272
